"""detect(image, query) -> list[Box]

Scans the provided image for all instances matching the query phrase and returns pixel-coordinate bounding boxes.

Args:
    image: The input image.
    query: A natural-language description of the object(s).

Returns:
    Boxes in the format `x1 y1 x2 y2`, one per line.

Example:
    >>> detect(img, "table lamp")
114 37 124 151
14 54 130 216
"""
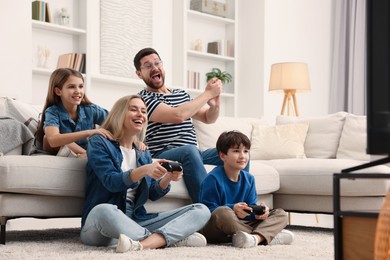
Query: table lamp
269 62 311 116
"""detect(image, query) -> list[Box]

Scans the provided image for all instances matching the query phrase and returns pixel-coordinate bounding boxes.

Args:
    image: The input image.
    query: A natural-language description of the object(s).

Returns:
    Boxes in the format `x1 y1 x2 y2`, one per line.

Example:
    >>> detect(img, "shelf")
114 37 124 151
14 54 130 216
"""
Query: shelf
172 0 237 116
186 88 234 98
32 20 86 35
33 67 86 78
32 67 53 76
187 10 235 25
91 74 144 87
187 50 234 62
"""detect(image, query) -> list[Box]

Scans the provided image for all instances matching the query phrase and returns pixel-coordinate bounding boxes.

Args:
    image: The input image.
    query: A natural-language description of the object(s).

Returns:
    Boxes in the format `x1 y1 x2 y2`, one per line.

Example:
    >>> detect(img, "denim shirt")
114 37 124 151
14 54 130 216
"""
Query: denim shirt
43 103 108 149
81 134 170 227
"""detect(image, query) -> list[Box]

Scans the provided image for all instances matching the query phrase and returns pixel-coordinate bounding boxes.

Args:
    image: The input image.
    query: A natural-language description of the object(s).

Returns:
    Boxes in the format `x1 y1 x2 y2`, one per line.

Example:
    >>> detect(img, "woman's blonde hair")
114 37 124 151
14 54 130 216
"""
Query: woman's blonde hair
101 95 147 142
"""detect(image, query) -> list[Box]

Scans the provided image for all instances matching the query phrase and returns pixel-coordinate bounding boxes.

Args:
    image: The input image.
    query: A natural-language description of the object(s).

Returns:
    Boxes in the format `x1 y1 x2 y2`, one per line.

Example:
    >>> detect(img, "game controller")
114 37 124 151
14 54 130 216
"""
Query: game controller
245 204 266 215
161 161 183 172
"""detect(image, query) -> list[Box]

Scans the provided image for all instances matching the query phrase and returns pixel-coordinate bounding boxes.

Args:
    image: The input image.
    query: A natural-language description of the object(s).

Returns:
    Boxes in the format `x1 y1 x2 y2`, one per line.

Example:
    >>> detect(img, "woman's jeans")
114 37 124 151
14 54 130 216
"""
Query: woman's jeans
80 203 211 247
154 145 250 203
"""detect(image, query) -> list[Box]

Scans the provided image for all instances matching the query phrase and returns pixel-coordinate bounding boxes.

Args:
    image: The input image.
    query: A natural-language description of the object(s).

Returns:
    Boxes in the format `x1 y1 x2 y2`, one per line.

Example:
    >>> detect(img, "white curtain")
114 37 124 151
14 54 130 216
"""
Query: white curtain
329 0 366 115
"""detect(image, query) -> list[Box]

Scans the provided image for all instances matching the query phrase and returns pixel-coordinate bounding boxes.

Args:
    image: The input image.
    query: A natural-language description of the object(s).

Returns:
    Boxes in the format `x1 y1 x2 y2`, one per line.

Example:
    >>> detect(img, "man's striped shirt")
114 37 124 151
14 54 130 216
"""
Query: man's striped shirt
138 88 198 156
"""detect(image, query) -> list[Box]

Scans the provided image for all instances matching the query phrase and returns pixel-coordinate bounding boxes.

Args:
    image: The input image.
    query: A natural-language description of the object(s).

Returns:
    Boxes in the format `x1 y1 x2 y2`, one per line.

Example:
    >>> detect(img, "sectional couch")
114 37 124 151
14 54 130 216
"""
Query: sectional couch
1 97 390 244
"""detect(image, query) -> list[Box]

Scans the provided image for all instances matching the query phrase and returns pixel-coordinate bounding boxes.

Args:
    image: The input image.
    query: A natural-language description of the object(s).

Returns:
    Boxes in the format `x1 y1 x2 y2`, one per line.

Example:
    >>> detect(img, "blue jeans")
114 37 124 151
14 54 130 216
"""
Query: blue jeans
154 146 250 202
80 203 211 247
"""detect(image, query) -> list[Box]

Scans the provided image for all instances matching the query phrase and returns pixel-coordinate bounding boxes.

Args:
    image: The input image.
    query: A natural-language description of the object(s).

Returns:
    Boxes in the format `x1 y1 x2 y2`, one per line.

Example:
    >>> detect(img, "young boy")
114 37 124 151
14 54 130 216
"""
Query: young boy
199 130 294 247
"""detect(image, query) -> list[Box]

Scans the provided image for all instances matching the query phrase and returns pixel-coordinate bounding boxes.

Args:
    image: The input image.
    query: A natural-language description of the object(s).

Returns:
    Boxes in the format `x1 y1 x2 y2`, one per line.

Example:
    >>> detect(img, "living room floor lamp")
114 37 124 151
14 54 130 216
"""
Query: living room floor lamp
269 62 311 116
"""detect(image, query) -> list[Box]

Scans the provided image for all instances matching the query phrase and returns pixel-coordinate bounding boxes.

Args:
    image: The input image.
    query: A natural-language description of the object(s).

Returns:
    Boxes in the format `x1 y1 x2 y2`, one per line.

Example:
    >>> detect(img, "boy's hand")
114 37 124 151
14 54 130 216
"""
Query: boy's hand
233 202 252 219
254 203 270 220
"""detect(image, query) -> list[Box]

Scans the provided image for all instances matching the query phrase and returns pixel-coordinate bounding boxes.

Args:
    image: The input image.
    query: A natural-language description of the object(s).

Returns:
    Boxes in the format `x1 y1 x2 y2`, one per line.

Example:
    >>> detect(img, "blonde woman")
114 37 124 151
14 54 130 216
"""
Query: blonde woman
80 95 210 252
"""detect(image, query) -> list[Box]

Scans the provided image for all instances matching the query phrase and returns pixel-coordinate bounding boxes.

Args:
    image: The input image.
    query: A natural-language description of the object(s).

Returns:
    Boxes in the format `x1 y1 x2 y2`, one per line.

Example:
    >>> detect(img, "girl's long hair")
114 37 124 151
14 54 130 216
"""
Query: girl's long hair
35 68 91 144
101 95 147 143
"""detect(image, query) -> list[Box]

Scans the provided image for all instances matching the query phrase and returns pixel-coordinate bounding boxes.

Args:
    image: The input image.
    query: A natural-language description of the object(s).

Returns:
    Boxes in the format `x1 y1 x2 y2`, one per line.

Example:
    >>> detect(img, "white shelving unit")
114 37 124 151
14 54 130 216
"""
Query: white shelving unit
173 0 237 116
30 0 146 107
31 0 87 105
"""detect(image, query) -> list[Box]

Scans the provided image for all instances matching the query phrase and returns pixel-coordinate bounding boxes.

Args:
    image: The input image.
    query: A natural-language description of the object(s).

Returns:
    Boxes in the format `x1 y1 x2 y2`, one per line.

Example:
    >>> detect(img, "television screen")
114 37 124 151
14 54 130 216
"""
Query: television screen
366 0 390 155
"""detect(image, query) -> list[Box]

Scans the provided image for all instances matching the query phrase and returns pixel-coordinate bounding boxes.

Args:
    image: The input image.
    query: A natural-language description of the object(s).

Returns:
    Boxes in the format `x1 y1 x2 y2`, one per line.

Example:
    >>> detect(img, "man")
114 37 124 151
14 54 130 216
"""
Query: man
134 47 223 203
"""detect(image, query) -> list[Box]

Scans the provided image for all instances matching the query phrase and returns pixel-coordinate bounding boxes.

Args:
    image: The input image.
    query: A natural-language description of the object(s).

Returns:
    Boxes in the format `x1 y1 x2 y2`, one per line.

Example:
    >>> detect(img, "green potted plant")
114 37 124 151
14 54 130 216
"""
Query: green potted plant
206 68 232 84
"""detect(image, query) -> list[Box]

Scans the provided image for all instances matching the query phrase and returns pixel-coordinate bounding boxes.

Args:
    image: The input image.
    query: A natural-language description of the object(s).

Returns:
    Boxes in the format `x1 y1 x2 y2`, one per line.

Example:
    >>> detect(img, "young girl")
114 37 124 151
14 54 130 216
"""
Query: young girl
80 95 210 252
35 68 112 157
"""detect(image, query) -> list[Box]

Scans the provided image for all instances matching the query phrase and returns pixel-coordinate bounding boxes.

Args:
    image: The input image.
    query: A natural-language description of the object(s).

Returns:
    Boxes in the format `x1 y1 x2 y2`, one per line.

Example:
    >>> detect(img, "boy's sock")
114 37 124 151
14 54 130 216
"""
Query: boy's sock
269 229 295 246
232 231 258 248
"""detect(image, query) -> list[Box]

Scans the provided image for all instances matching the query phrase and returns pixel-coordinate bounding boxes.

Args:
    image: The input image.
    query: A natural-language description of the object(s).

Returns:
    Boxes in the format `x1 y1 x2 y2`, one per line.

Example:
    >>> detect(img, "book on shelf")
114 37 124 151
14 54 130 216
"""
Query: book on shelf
57 54 72 68
207 40 234 57
226 40 234 57
187 70 200 90
32 0 41 21
57 53 86 73
80 54 86 74
207 42 219 55
32 0 51 22
45 2 52 23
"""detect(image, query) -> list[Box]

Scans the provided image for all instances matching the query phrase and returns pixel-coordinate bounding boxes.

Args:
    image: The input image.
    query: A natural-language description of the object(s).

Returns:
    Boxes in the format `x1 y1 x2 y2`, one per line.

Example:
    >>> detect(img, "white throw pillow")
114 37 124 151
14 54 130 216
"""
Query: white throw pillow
336 114 370 161
193 117 267 151
6 97 42 135
250 123 309 160
276 112 347 158
0 97 7 117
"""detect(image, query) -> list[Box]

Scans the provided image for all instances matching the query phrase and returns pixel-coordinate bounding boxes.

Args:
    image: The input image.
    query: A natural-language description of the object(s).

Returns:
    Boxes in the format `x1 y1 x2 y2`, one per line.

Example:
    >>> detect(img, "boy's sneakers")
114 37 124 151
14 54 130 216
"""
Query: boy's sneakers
269 229 295 246
173 232 207 247
116 234 143 253
232 231 258 248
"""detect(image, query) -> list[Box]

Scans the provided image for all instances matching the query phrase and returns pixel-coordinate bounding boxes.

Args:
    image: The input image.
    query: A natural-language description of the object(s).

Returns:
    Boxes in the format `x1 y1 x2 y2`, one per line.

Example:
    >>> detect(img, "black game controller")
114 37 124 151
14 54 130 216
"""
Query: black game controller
161 161 183 172
245 204 266 215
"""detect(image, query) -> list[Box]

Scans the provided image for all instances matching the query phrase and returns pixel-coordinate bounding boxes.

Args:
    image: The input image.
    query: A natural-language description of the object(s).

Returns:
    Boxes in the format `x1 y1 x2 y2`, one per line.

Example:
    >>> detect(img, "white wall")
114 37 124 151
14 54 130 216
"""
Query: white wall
263 0 334 122
85 0 173 110
0 0 334 117
0 0 31 102
236 0 265 118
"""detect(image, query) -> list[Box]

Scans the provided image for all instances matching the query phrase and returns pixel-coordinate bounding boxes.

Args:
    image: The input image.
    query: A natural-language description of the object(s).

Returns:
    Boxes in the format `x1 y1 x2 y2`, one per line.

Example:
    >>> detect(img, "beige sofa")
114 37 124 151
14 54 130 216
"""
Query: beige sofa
1 97 390 244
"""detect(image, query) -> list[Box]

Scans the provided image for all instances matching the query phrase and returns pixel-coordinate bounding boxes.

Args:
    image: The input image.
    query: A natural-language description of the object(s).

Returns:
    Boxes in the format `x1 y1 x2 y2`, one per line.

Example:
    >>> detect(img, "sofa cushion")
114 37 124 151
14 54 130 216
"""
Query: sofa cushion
0 155 86 198
164 162 280 199
261 158 390 196
276 112 347 158
336 114 370 161
251 123 308 160
193 116 267 151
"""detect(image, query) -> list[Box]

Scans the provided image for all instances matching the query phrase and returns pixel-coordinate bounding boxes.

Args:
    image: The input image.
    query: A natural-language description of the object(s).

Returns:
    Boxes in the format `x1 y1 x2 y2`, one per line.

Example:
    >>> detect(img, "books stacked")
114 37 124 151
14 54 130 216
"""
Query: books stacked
57 53 86 74
187 71 201 90
207 40 234 57
32 0 52 23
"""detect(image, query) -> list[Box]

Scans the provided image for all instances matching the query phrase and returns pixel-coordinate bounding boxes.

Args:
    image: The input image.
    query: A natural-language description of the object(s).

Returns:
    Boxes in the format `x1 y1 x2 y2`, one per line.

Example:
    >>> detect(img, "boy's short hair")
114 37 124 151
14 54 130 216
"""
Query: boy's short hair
216 130 251 155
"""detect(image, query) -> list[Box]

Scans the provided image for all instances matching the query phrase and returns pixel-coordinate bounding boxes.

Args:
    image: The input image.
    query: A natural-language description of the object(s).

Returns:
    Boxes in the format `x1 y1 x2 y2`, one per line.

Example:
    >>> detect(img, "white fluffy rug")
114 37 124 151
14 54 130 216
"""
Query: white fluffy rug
0 226 333 260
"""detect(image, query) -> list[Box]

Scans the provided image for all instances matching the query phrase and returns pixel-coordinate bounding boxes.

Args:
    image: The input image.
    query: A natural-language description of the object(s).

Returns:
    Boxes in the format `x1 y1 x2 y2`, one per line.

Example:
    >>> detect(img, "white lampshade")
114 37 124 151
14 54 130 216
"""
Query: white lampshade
269 62 311 92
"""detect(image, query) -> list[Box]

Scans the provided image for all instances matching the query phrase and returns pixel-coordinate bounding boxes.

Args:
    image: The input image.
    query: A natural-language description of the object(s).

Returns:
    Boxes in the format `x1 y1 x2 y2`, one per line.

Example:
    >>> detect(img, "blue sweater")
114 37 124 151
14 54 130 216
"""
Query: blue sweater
199 166 258 219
